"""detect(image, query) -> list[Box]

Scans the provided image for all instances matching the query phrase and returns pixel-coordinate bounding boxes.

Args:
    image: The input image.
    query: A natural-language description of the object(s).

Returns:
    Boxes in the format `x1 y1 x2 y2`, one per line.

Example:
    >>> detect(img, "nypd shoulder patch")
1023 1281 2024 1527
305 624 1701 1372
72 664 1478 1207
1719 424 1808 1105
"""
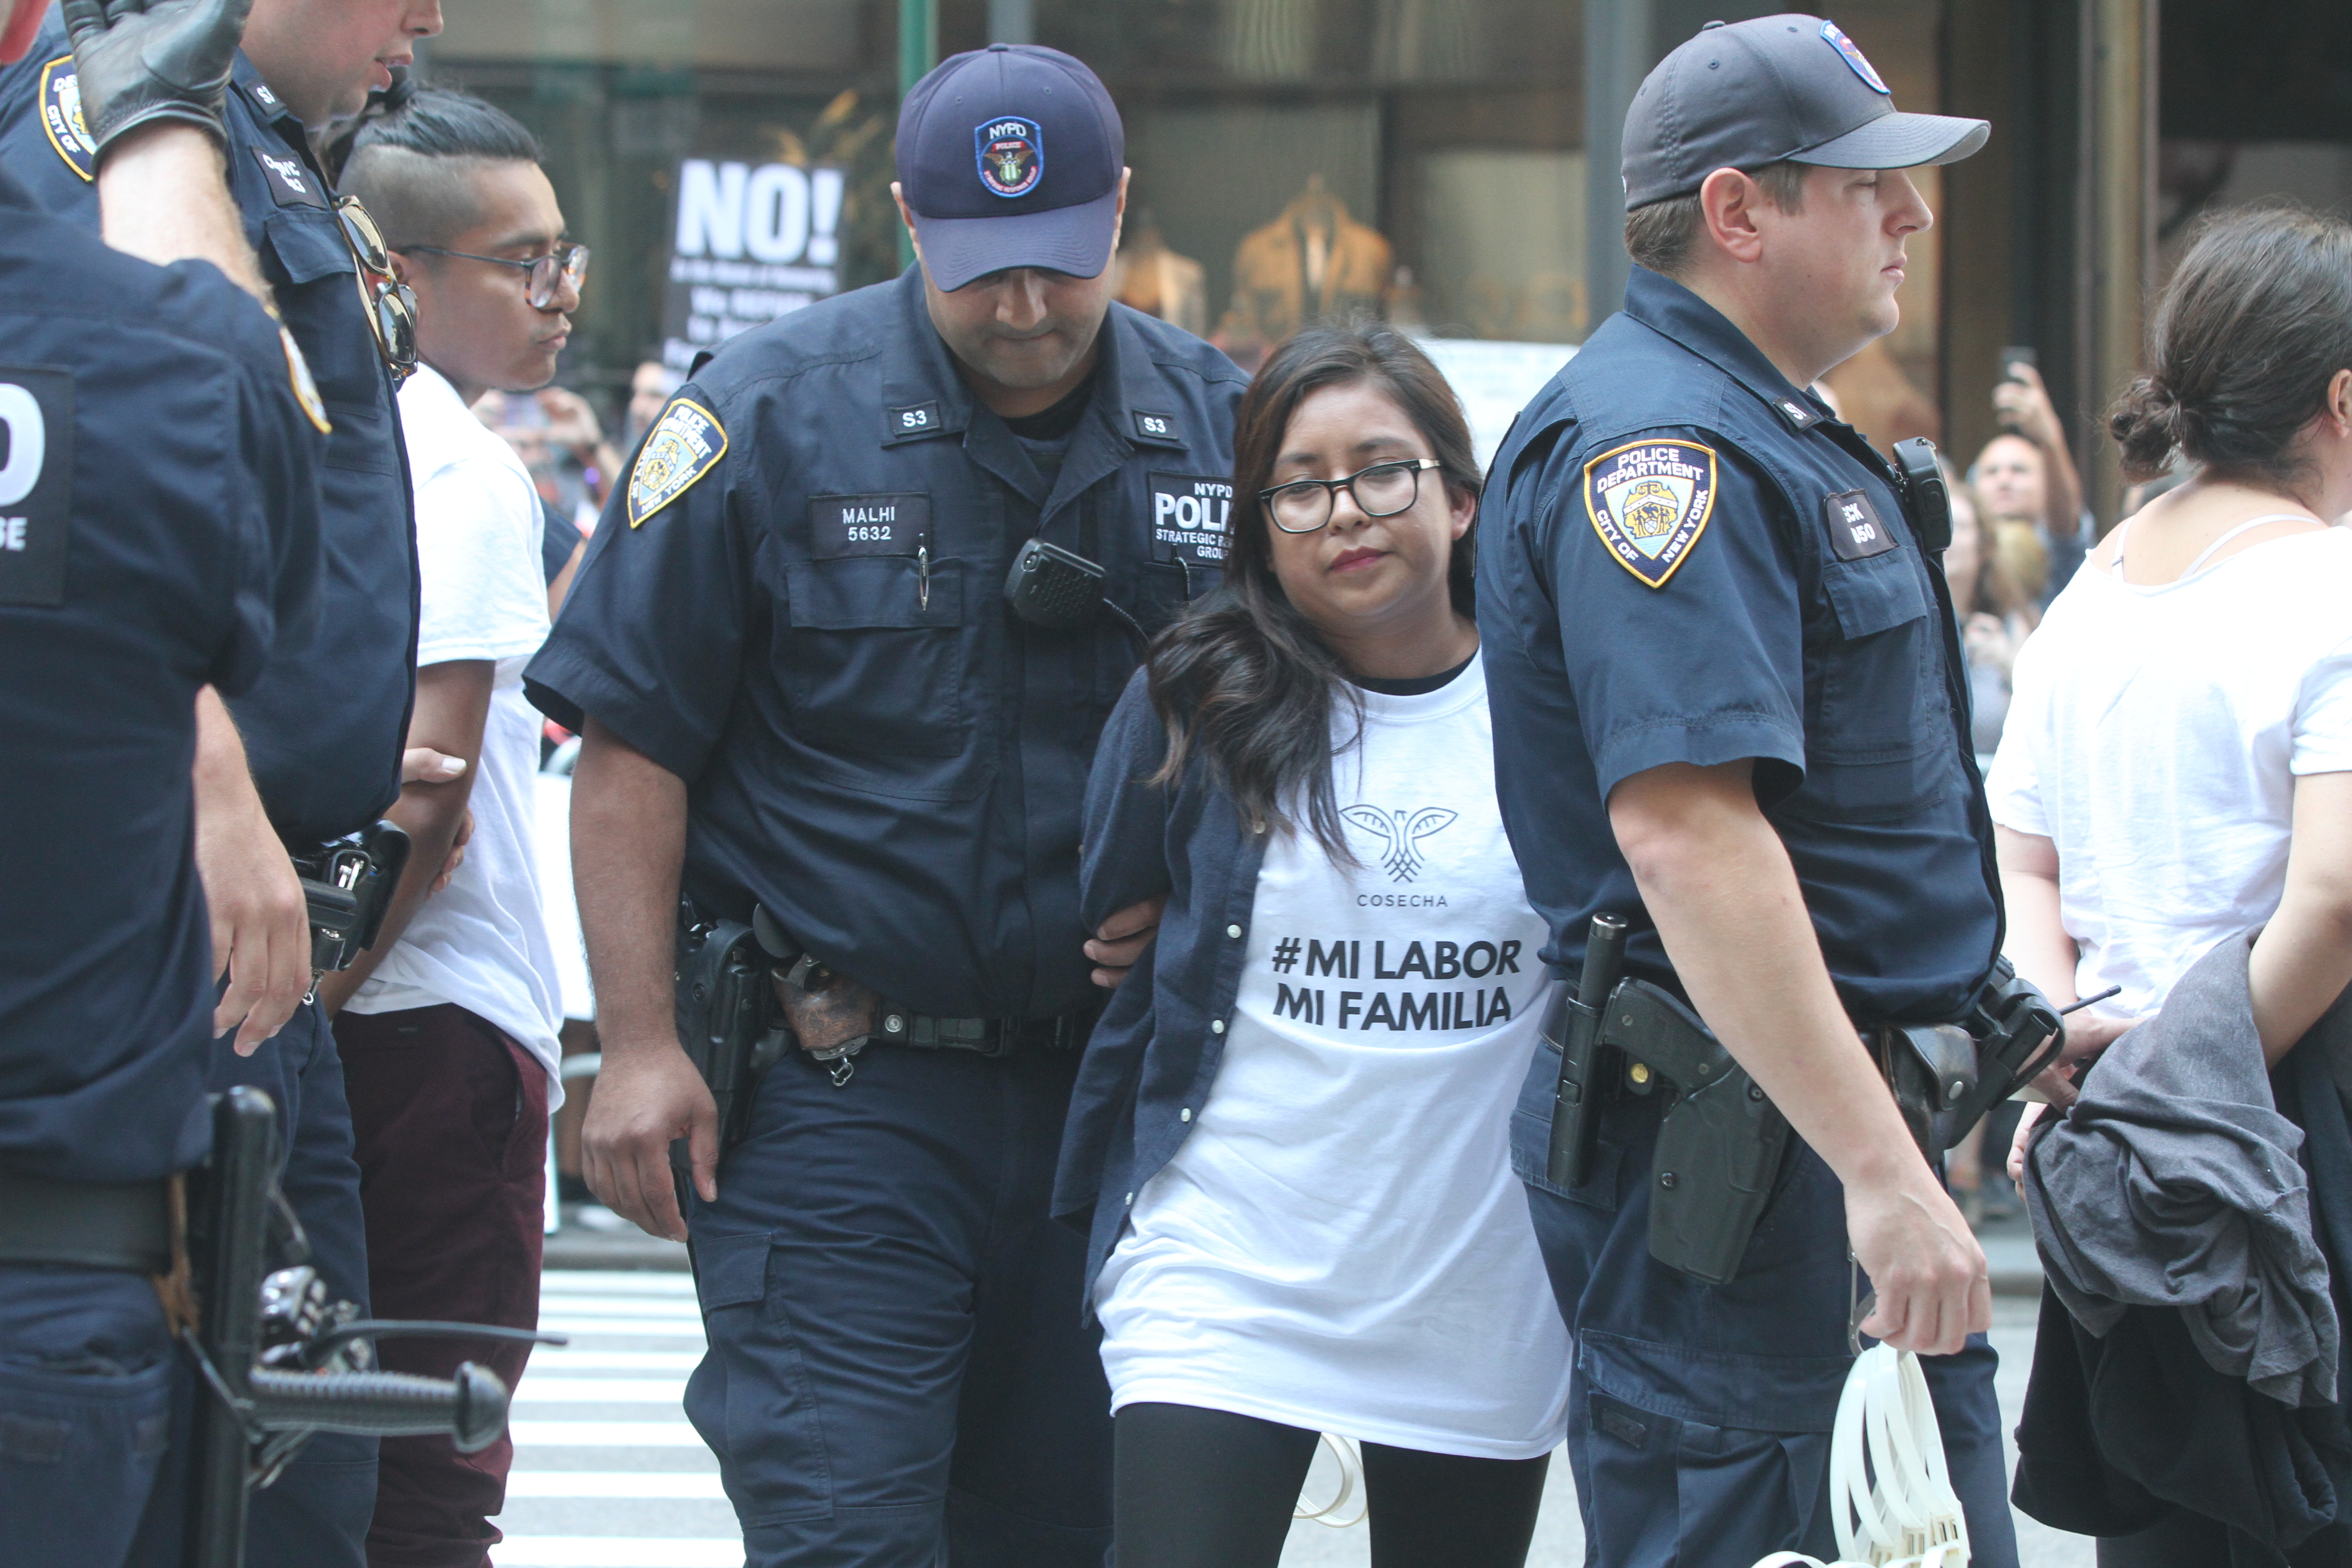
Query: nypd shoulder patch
279 327 332 435
38 56 94 182
1820 20 1890 95
628 398 727 528
1584 438 1718 589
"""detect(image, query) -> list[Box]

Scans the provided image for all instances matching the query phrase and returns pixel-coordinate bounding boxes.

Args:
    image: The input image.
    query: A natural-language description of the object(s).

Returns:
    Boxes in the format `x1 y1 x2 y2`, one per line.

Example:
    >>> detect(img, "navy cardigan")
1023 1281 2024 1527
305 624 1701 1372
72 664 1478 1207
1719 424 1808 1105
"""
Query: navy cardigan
1052 668 1271 1308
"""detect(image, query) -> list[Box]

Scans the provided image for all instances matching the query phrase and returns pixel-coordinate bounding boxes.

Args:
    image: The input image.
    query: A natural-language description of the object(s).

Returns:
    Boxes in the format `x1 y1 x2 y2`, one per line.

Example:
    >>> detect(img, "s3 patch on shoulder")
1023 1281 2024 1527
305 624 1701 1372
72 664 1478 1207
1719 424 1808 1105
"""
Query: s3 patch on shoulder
1584 438 1718 589
38 57 94 182
627 398 727 528
279 328 332 436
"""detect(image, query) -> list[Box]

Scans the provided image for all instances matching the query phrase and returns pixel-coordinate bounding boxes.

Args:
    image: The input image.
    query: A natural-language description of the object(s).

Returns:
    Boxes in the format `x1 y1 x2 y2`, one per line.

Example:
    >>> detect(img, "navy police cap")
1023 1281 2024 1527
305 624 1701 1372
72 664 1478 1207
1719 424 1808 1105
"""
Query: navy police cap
1623 15 1988 209
896 44 1124 292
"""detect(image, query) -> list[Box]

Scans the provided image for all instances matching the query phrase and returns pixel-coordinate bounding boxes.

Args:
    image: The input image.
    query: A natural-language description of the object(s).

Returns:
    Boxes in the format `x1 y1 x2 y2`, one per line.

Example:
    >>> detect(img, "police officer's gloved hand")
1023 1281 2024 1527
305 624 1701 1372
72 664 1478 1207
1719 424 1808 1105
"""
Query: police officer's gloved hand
62 0 256 162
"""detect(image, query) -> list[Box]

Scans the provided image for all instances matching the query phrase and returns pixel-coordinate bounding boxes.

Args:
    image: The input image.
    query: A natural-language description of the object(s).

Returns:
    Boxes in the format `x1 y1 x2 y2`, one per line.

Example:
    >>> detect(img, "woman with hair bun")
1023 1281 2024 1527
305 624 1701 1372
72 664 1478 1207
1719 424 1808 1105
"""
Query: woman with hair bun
1989 206 2352 1560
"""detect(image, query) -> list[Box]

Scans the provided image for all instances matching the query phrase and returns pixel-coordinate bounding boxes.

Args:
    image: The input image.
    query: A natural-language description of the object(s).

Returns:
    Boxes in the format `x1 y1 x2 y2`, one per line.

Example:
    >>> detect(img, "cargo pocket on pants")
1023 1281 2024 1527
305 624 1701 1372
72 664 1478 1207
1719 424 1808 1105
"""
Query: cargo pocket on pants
0 1350 175 1566
1578 1330 1850 1562
689 1232 836 1526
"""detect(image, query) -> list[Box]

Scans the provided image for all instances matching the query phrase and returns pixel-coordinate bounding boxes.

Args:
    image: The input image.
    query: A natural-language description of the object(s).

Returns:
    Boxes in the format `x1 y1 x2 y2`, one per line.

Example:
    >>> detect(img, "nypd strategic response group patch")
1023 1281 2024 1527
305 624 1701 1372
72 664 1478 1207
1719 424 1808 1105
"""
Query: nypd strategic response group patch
975 118 1043 198
628 399 726 528
39 57 94 182
1584 439 1718 589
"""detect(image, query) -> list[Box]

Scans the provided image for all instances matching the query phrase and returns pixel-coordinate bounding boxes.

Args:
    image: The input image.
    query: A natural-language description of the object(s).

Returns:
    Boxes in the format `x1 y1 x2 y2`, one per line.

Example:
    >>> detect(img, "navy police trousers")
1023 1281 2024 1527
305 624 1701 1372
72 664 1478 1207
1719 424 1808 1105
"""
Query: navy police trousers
686 1042 1114 1568
1511 1041 2020 1568
0 1264 191 1568
217 997 376 1567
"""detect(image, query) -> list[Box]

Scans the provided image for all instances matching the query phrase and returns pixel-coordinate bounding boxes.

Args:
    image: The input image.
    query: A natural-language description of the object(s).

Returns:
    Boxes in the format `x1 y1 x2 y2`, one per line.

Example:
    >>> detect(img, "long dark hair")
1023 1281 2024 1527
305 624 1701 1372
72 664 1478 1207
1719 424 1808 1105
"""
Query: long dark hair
1147 323 1480 857
2110 206 2352 487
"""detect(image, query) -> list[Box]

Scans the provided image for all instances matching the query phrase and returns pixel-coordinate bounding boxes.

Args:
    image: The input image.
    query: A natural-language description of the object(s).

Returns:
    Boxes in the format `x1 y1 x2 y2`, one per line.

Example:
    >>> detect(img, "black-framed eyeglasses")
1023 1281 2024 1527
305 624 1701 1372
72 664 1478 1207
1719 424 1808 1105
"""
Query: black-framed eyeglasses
1260 458 1442 533
397 242 592 310
334 195 418 382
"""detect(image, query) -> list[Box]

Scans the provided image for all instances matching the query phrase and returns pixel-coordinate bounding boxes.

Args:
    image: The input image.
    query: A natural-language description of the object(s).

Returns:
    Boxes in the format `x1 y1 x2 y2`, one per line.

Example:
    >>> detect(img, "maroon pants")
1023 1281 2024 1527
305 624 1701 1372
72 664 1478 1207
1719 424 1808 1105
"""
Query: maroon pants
335 1003 549 1568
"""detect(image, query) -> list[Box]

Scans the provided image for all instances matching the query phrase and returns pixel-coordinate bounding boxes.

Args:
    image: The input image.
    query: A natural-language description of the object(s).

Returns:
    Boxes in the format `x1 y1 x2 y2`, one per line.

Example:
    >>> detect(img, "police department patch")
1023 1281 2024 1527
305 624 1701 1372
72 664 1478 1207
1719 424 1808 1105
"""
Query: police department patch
627 399 726 528
280 328 332 436
38 57 94 182
975 117 1043 198
1820 20 1890 94
1584 439 1717 589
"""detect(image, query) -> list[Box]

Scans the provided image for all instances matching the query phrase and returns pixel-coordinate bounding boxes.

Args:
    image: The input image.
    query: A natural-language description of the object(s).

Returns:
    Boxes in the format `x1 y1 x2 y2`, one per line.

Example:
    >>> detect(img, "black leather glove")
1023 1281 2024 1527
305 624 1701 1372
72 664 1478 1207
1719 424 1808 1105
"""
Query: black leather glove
62 0 255 160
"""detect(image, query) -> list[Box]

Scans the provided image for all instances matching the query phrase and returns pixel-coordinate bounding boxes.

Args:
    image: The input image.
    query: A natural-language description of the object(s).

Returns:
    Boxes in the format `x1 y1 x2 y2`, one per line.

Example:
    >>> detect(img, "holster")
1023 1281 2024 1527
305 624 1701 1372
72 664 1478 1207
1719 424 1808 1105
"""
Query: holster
1546 918 2067 1286
1599 981 1792 1286
670 902 791 1203
1545 915 1791 1285
292 821 411 977
1872 956 2066 1155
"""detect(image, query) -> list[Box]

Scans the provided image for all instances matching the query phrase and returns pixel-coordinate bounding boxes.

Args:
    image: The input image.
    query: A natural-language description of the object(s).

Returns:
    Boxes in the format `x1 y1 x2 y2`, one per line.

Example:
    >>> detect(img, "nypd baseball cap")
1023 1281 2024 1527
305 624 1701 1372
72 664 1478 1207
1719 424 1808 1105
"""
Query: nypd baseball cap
896 44 1123 292
1622 15 1988 209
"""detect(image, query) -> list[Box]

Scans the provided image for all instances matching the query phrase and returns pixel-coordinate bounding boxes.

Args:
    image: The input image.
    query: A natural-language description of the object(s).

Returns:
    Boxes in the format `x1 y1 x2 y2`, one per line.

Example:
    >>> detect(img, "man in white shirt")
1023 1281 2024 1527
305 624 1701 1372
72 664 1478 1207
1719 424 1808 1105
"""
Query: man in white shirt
326 87 584 1568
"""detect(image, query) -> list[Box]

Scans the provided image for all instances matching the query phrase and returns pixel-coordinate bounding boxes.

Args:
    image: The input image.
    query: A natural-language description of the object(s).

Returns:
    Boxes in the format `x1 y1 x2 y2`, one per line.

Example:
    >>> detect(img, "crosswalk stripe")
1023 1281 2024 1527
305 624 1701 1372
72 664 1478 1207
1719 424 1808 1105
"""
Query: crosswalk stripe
494 1539 741 1567
506 1472 724 1499
533 1297 705 1319
501 1274 737 1560
529 1350 703 1371
509 1419 709 1447
539 1317 706 1339
514 1377 689 1403
540 1271 698 1295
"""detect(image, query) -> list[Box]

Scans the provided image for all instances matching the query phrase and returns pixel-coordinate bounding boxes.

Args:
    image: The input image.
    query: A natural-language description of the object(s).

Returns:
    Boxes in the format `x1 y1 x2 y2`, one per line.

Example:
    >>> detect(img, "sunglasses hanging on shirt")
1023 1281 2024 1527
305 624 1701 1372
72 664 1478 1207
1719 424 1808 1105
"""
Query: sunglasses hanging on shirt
334 195 419 382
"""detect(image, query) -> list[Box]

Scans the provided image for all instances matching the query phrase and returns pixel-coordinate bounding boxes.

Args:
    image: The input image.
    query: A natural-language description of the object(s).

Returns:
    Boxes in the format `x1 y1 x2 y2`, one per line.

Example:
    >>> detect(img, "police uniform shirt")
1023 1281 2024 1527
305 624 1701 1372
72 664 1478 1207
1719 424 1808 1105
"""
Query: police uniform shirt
0 162 323 1184
1478 266 1998 1022
528 266 1245 1020
0 27 419 849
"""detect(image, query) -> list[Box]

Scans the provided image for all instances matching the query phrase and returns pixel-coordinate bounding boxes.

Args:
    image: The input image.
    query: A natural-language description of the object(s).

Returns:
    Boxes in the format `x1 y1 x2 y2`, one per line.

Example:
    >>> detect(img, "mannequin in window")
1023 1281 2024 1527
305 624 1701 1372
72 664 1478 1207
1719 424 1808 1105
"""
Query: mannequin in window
1114 212 1209 339
1216 175 1396 369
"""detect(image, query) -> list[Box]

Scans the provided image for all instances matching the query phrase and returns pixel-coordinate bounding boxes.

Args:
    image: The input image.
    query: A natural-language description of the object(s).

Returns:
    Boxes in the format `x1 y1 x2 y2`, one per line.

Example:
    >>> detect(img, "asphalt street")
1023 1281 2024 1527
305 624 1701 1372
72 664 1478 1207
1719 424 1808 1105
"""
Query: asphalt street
497 1268 2096 1566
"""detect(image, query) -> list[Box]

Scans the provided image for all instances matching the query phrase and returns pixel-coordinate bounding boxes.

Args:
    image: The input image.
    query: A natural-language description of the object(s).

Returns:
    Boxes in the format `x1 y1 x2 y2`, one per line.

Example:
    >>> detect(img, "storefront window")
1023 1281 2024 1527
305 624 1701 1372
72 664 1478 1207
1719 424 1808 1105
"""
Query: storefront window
428 0 1948 454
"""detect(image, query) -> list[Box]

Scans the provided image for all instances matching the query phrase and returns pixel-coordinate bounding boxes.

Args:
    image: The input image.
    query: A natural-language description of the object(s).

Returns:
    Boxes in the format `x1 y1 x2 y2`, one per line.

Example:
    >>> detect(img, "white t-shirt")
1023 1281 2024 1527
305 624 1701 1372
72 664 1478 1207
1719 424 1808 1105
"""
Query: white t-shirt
1987 526 2352 1016
1096 653 1572 1460
348 365 564 1098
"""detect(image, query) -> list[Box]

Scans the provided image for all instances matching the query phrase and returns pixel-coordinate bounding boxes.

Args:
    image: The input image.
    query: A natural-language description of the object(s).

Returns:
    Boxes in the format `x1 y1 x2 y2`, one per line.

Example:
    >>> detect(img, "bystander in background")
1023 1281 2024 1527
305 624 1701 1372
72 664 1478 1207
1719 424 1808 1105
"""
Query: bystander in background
324 88 583 1567
1973 357 2089 606
1943 461 2040 765
624 357 678 446
1992 206 2352 1561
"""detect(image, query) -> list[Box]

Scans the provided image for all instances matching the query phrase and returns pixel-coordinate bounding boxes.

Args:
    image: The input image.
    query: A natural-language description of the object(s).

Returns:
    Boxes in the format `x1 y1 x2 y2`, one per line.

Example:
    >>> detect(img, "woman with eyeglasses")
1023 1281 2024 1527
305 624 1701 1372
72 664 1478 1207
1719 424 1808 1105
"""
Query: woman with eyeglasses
1056 325 1571 1568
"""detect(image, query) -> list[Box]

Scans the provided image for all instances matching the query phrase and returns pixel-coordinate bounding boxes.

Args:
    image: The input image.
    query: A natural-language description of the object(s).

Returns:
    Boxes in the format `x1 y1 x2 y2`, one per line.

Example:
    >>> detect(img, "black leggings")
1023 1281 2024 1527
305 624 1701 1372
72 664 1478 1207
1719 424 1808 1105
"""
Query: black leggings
2096 1510 2232 1568
1112 1401 1550 1568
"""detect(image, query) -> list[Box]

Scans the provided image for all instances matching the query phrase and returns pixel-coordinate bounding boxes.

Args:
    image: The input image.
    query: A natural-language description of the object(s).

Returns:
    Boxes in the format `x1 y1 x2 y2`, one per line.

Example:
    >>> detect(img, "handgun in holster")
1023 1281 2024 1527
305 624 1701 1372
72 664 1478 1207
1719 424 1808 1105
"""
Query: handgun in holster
669 901 797 1213
186 1088 559 1568
1544 913 1792 1286
1872 956 2066 1155
291 821 412 979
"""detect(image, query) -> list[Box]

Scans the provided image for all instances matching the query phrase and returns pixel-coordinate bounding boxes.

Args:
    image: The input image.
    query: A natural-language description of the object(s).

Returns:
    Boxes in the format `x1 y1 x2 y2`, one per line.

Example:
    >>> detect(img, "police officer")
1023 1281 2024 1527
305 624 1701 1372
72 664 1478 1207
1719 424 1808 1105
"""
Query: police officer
0 2 439 1560
0 0 324 1560
1478 16 2018 1566
526 44 1244 1567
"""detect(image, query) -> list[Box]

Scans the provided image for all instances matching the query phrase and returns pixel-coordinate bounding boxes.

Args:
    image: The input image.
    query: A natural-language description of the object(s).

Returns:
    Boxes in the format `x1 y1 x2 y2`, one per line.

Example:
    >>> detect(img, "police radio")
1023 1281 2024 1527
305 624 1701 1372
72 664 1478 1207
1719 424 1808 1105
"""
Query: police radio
1891 436 1952 554
1004 538 1105 629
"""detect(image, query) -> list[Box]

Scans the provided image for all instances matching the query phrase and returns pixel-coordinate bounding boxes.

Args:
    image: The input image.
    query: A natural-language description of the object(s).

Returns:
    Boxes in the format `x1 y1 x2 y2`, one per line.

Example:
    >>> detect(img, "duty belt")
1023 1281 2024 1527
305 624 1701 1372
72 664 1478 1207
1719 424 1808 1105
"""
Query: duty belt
1544 914 2065 1286
0 1167 172 1272
871 1007 1095 1058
